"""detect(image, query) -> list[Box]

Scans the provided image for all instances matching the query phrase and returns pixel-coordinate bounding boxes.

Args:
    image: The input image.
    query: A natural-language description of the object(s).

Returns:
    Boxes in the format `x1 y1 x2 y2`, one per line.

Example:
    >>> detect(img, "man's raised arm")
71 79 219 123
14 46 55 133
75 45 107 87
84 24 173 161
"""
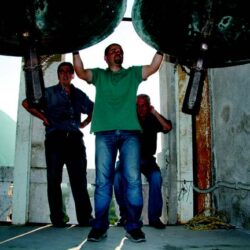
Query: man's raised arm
142 51 164 80
72 51 93 83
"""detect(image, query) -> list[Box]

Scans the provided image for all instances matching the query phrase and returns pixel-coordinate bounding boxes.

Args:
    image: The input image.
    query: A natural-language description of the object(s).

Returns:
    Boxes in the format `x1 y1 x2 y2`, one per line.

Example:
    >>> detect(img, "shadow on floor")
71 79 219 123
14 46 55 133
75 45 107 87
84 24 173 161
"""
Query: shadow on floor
0 223 250 250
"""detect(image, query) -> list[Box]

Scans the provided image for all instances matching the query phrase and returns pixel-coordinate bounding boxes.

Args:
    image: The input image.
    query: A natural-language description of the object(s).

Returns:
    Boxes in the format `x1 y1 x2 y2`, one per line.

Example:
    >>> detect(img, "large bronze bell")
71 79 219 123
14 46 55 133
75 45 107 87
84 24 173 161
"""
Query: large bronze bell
132 0 250 68
0 0 126 56
0 0 126 108
132 0 250 114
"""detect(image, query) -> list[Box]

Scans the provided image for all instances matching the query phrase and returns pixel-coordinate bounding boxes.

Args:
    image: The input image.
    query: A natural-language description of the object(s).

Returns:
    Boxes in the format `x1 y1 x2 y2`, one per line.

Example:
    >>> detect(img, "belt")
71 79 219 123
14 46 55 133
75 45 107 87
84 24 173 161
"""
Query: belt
47 130 82 138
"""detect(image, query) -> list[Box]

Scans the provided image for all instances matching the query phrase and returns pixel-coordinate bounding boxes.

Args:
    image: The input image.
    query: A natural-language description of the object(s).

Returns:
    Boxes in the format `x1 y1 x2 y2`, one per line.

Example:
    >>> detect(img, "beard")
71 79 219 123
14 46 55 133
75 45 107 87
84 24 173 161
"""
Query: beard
114 55 123 64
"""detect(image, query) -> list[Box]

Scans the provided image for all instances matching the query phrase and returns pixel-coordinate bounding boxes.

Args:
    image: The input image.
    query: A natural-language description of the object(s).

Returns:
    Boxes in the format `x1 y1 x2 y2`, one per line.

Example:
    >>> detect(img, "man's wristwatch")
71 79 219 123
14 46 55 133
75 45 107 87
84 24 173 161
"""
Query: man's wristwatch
156 51 163 56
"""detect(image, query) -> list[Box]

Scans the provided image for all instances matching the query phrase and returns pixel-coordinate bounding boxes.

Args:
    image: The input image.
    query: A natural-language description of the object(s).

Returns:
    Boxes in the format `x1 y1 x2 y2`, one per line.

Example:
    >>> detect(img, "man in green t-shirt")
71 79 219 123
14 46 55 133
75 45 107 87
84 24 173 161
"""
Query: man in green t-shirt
73 44 163 242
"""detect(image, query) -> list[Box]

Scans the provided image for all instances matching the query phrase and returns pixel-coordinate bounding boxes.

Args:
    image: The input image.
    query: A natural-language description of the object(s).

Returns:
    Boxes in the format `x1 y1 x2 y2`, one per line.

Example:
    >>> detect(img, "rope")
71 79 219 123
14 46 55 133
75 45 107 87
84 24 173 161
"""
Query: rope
185 209 235 230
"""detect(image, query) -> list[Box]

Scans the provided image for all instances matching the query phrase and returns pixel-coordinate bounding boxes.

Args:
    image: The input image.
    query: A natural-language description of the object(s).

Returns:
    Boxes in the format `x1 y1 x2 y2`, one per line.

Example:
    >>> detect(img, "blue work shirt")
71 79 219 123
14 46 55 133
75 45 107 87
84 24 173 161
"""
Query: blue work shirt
43 83 93 134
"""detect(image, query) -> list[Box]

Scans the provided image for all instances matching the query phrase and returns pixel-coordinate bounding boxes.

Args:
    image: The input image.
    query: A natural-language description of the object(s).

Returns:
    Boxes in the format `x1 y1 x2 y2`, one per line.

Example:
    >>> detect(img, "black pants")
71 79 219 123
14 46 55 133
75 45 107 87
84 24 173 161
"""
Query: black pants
45 130 92 224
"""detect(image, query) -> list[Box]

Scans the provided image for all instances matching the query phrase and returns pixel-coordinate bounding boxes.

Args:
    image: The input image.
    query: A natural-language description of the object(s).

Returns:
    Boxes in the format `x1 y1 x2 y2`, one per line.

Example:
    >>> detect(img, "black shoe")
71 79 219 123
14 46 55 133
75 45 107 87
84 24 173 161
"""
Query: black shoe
87 228 107 242
149 219 166 229
77 221 91 227
52 222 68 228
78 216 93 227
116 217 126 227
125 228 146 242
52 215 70 228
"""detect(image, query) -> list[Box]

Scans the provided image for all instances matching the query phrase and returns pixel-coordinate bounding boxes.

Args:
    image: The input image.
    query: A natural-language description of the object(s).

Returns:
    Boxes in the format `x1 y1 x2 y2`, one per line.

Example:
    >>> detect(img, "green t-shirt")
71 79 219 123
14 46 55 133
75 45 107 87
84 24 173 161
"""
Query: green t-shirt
90 66 143 133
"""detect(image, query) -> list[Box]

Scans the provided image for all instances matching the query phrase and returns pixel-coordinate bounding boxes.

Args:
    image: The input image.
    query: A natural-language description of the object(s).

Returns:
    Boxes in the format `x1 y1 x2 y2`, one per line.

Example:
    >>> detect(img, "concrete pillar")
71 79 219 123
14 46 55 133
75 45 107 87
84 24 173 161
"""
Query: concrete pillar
159 60 194 224
12 64 32 225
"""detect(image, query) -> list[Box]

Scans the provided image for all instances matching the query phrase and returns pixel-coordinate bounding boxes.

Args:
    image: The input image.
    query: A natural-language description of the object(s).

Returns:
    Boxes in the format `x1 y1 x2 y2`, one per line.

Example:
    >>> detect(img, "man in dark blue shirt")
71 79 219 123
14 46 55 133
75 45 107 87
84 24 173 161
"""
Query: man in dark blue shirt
22 62 94 227
114 94 172 229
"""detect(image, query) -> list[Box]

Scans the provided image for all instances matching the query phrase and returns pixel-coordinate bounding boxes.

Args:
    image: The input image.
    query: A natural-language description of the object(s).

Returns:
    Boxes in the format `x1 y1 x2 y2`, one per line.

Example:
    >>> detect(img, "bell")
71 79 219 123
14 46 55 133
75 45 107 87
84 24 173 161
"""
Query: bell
132 0 250 68
0 0 126 56
0 0 126 107
132 0 250 114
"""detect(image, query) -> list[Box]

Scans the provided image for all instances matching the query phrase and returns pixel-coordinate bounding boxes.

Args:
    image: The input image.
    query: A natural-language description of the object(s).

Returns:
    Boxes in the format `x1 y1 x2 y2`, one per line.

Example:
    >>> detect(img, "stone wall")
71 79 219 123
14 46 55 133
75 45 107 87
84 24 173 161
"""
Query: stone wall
0 167 13 222
210 64 250 229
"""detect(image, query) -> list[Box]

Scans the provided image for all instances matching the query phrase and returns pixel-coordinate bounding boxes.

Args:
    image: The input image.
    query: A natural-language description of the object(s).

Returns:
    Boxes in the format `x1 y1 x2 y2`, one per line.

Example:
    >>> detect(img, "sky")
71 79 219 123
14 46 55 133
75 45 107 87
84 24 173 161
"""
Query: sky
0 0 161 168
0 56 21 121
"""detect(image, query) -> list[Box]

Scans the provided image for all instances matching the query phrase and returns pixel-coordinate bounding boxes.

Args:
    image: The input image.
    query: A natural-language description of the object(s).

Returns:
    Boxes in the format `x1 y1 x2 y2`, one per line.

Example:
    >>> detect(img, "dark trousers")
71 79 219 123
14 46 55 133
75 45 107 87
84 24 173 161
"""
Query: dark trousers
45 130 92 224
114 156 163 223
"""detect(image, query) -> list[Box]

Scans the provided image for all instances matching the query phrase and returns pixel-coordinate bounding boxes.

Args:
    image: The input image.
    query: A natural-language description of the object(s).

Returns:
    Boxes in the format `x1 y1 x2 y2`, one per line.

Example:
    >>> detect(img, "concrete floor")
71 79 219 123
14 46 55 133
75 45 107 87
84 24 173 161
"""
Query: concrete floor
0 223 250 250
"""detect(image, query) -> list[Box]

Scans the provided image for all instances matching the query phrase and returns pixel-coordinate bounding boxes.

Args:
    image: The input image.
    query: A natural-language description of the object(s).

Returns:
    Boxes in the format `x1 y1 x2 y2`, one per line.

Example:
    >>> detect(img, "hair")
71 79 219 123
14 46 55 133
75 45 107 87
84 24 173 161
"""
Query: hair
57 62 74 75
137 94 151 105
104 43 123 56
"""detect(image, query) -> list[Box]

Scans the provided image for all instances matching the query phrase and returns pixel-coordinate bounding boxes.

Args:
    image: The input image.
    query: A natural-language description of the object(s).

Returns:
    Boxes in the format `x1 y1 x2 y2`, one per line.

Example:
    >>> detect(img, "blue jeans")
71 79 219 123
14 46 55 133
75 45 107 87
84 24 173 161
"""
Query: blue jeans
114 156 163 223
93 130 143 232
